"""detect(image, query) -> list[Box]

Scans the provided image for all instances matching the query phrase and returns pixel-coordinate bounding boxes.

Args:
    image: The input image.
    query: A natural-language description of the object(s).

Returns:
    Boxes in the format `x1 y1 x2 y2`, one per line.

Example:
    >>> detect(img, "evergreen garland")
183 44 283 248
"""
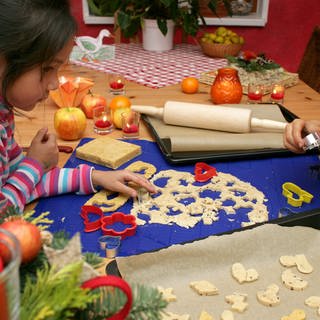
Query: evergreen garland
1 209 169 319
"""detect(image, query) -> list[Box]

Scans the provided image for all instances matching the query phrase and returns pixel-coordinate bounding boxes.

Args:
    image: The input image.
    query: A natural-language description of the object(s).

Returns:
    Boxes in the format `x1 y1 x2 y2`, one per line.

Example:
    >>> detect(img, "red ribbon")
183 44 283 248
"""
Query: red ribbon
82 275 132 320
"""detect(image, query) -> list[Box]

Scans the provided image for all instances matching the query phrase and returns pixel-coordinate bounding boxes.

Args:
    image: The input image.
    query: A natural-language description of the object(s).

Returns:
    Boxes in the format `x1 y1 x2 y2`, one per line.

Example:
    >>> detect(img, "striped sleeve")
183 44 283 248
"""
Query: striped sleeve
29 164 96 202
1 157 44 213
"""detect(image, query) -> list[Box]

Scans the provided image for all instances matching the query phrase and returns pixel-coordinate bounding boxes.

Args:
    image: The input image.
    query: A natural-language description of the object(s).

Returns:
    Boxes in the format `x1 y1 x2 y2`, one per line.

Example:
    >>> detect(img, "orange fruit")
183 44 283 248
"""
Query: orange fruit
109 95 131 110
181 77 199 94
109 96 131 129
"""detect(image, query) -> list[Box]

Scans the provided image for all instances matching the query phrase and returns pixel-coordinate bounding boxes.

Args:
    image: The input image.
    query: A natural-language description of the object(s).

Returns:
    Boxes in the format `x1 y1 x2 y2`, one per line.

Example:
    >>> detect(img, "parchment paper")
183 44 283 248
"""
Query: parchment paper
146 104 288 152
117 224 320 319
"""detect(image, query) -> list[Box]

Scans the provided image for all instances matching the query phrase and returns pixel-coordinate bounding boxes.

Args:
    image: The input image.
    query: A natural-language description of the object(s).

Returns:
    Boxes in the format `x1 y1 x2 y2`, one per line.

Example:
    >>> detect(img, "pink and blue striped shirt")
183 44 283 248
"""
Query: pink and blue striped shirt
0 97 95 214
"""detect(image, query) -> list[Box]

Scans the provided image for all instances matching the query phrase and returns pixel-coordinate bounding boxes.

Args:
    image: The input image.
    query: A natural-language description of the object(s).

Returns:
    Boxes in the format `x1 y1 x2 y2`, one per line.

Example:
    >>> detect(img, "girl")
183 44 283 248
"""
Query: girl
0 0 155 214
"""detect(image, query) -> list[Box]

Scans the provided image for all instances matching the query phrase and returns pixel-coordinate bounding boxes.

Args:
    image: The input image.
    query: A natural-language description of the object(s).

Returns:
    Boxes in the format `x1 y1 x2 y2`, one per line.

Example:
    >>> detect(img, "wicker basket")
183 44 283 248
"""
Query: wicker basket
200 41 242 58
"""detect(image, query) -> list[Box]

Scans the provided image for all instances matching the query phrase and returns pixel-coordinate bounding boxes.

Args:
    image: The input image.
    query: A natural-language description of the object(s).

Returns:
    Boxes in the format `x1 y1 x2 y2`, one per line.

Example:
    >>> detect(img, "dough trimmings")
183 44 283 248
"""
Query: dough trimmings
281 269 308 291
76 136 141 169
279 254 313 274
189 280 219 296
231 262 259 284
225 292 248 313
131 169 268 228
305 296 320 316
257 284 280 307
280 309 306 320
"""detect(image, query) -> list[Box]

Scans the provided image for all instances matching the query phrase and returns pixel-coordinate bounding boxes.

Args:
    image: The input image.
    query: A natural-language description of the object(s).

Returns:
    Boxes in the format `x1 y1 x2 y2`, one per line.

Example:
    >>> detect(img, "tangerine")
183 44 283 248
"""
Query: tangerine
181 77 199 94
109 95 131 110
109 95 131 129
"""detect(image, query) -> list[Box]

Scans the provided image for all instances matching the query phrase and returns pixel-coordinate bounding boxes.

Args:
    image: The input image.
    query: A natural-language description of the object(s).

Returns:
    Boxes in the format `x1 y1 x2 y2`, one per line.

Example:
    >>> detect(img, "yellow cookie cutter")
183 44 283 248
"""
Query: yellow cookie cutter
282 182 313 207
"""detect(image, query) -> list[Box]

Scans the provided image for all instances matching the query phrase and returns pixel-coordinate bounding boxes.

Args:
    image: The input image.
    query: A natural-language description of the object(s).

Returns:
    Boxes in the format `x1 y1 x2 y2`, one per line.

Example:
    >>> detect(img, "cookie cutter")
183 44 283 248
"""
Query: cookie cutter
282 182 313 207
101 212 137 239
194 162 217 182
303 132 320 151
98 235 121 258
81 205 103 232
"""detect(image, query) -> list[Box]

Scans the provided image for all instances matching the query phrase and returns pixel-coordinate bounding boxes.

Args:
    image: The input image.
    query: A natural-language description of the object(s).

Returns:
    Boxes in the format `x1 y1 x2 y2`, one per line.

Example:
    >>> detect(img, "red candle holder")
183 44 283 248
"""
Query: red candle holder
247 84 264 104
121 111 140 139
93 105 114 134
270 84 285 103
109 73 125 95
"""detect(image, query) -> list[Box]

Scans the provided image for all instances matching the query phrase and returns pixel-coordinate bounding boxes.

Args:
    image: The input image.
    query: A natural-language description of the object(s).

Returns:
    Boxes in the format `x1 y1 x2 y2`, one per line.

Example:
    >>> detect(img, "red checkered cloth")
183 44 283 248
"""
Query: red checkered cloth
70 43 227 88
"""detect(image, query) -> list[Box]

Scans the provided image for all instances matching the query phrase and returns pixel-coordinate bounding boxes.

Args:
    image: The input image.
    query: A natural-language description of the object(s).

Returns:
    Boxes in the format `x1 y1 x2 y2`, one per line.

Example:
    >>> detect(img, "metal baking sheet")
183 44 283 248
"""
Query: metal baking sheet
142 103 304 164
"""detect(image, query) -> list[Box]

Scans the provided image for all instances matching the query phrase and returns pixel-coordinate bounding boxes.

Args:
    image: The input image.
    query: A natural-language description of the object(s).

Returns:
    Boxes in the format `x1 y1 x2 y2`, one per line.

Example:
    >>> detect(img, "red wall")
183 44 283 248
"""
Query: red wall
70 0 320 72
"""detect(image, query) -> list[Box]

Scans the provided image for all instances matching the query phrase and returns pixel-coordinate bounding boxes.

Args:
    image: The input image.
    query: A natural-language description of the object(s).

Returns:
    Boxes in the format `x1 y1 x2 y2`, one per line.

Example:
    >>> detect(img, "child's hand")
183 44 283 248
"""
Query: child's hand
283 119 320 153
27 128 59 172
91 169 157 197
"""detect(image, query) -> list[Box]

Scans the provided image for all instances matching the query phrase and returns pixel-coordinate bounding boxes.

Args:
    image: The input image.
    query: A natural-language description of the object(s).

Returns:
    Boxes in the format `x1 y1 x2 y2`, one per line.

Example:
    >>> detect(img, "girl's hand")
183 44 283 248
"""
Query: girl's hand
91 169 157 197
27 128 59 172
283 119 320 153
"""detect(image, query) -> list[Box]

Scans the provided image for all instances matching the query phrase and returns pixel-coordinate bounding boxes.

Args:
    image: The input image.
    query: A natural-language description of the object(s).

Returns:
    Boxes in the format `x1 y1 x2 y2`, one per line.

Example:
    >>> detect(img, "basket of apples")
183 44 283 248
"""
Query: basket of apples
199 27 244 58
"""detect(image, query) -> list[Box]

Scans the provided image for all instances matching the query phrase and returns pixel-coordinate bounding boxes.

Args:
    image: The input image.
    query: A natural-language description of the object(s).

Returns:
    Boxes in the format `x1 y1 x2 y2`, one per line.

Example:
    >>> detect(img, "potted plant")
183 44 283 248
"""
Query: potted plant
88 0 233 51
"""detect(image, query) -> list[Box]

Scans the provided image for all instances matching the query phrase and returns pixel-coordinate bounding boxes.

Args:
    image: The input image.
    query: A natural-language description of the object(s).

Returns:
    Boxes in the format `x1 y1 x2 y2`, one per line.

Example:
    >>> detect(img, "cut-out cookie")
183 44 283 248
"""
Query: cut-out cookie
257 284 280 307
281 269 308 291
305 296 320 316
162 312 190 320
281 309 306 320
225 292 248 313
157 286 177 302
189 280 219 296
85 190 129 212
199 310 214 320
220 310 234 320
85 161 156 212
231 262 259 284
279 254 313 274
125 160 157 179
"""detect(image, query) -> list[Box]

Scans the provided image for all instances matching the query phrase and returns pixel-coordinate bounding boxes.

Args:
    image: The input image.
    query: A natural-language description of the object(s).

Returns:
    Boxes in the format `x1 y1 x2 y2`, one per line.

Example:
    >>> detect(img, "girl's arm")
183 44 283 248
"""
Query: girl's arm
28 164 95 202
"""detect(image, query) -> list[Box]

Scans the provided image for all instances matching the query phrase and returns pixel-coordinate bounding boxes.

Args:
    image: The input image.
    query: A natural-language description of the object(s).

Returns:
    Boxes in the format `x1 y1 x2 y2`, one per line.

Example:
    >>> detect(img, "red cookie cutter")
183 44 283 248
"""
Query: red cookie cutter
81 205 103 232
194 162 217 182
101 212 137 239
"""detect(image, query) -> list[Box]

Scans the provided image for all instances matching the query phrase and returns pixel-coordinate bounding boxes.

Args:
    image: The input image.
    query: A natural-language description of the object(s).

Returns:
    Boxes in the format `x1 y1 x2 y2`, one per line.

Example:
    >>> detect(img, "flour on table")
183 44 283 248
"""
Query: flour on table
131 169 268 228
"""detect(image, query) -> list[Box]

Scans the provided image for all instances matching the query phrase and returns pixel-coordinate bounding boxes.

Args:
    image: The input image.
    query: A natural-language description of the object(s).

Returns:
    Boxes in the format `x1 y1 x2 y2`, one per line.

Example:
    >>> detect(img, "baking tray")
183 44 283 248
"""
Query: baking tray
142 103 304 164
106 208 320 276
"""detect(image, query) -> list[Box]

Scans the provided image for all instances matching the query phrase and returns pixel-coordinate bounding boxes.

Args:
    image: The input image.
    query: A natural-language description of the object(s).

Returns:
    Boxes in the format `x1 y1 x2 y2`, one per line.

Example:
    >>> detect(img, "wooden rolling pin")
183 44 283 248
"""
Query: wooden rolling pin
131 101 287 133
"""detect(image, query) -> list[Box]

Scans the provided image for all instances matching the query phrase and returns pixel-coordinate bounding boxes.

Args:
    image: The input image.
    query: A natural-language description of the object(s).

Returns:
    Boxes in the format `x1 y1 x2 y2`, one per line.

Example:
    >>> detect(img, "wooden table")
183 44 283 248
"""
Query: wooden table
15 63 320 169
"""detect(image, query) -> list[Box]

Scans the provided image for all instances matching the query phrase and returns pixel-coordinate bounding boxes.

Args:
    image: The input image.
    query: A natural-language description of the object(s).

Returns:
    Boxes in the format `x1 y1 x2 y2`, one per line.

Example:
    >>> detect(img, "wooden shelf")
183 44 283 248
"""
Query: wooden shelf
82 0 269 27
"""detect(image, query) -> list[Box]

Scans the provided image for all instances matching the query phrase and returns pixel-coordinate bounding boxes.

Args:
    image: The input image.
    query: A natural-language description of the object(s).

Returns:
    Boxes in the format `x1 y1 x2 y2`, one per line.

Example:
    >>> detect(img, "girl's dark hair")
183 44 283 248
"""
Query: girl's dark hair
0 0 77 98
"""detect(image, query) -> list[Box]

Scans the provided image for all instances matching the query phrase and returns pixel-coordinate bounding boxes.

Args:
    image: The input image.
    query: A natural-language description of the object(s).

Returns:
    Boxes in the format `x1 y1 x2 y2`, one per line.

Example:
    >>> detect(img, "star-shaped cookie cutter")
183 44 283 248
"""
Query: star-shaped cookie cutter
194 162 217 182
282 182 313 207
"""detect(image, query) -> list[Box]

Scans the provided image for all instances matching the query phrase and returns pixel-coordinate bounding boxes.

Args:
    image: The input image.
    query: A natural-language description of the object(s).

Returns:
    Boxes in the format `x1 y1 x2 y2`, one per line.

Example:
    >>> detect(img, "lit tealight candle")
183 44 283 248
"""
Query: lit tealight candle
247 84 263 104
95 114 112 129
110 79 124 90
123 123 139 134
109 73 125 95
270 84 285 102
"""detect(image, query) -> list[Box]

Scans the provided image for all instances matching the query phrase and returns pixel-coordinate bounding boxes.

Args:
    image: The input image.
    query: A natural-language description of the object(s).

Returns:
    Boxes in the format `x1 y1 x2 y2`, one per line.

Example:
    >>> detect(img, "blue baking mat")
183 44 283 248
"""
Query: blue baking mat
34 139 320 257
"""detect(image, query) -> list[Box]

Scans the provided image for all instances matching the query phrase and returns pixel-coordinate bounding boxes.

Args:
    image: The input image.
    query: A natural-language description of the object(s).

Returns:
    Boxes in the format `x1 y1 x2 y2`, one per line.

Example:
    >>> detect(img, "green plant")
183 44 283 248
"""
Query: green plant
88 0 233 38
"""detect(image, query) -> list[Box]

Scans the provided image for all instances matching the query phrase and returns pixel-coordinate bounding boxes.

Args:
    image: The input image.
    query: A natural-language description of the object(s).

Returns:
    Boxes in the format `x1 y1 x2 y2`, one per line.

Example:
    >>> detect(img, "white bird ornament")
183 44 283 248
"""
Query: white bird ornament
75 29 112 60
